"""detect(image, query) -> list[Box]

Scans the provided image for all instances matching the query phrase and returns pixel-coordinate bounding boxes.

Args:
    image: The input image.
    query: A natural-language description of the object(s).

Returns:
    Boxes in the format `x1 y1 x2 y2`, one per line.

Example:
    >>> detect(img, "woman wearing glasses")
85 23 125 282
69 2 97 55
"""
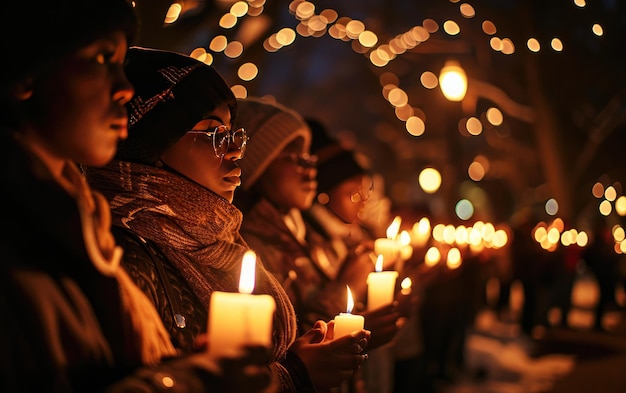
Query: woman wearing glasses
87 47 370 393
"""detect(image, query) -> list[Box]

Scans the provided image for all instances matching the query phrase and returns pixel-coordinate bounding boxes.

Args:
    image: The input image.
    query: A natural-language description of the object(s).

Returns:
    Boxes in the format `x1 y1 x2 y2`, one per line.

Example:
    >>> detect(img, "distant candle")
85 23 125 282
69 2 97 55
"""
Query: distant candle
334 285 365 338
208 250 276 358
367 255 398 310
374 216 403 268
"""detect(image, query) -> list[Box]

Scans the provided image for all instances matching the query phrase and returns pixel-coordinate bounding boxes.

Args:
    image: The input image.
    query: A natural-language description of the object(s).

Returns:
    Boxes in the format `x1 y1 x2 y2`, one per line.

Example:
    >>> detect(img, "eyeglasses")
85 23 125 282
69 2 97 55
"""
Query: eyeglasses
187 125 248 158
277 152 318 169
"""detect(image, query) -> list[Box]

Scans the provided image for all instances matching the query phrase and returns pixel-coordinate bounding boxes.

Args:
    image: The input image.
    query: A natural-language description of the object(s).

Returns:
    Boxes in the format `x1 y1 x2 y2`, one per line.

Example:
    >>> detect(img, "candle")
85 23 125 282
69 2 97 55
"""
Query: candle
374 216 403 268
207 250 276 357
366 255 398 310
333 285 365 338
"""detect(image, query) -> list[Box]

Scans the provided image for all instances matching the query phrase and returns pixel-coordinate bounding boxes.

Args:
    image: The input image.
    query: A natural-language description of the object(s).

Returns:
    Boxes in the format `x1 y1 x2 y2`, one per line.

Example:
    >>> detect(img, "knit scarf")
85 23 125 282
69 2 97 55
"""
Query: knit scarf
87 160 297 361
57 160 176 365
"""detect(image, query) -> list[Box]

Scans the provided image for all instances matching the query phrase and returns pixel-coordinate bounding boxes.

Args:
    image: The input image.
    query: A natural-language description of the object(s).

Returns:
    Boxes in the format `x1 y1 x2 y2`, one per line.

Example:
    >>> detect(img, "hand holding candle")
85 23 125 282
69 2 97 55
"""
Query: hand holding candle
207 250 276 358
333 285 365 339
367 255 398 310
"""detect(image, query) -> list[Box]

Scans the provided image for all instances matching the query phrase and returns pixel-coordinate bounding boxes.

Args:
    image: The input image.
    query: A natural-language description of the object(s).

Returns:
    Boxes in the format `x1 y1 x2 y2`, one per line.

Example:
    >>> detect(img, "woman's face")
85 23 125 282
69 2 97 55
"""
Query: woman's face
256 138 318 212
27 31 133 169
327 174 372 224
160 102 244 203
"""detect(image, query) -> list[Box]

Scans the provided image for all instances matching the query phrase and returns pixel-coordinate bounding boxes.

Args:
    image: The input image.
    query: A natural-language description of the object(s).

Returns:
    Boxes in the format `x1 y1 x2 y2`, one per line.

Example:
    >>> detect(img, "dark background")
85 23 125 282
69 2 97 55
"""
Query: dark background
131 0 626 230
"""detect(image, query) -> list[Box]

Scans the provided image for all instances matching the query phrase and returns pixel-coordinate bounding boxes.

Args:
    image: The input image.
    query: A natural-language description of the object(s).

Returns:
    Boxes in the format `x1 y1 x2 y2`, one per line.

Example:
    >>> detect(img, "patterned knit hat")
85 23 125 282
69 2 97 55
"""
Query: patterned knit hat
235 97 311 190
307 118 367 195
1 0 137 90
116 47 236 166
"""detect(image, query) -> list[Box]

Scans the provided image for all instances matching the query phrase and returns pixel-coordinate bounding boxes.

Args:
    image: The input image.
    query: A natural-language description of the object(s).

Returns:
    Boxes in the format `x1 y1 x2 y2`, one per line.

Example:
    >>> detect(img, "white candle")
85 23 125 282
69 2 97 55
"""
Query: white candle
208 250 276 358
334 285 364 338
366 255 398 310
373 216 403 268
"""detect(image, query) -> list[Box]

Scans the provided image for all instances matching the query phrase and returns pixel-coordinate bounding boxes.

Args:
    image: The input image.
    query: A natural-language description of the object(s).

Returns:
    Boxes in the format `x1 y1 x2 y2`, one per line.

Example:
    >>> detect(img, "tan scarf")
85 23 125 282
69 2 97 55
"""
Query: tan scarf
57 160 176 365
87 160 297 361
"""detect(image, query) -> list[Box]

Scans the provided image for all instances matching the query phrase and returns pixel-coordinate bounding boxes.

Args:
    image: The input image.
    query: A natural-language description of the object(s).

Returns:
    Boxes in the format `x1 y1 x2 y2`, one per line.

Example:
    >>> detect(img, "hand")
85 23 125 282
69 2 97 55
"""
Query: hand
289 320 370 390
360 303 402 350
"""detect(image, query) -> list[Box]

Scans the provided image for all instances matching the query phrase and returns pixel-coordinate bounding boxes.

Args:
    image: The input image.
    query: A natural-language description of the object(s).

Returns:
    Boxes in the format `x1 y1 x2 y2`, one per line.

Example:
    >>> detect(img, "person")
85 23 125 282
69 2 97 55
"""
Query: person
0 1 274 392
86 47 370 393
232 98 408 393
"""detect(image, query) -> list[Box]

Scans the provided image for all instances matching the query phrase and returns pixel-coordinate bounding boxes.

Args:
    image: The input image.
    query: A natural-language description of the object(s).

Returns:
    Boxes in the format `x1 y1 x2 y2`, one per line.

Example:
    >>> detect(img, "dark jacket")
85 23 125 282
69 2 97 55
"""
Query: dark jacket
0 130 226 392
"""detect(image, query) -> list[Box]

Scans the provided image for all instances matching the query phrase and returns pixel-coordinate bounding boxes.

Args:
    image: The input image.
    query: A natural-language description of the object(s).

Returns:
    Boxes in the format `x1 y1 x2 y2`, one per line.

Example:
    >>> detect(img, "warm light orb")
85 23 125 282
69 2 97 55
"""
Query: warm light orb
164 2 182 24
419 167 442 193
486 107 503 125
443 20 460 35
425 247 441 266
615 196 626 216
420 71 438 89
527 38 541 52
439 60 467 101
238 63 258 81
406 116 425 136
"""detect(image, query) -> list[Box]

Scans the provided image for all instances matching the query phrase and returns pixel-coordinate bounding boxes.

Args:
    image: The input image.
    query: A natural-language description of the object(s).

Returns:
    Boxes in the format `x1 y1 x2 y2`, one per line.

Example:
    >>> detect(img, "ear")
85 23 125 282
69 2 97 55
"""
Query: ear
10 77 34 100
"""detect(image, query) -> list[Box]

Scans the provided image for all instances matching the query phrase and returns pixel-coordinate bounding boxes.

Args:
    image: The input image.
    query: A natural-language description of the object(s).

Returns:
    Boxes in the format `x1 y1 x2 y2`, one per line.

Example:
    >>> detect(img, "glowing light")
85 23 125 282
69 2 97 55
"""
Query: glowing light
164 3 182 24
419 167 442 194
466 117 482 136
527 38 540 52
439 60 467 101
486 107 503 125
455 199 474 220
238 63 258 81
545 198 559 216
592 24 604 36
420 71 438 89
443 20 460 35
406 116 425 136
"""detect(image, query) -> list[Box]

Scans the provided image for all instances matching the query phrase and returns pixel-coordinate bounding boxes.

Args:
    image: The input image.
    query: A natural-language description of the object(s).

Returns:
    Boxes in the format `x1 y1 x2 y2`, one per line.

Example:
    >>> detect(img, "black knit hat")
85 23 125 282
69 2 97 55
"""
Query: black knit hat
1 0 137 90
116 47 237 165
307 118 367 194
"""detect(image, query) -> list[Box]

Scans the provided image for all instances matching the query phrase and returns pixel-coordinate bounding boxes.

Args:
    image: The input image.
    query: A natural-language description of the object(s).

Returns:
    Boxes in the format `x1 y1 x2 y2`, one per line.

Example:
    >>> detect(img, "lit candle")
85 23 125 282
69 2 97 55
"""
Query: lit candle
207 250 276 357
410 217 431 247
374 216 403 268
366 255 398 310
333 285 365 338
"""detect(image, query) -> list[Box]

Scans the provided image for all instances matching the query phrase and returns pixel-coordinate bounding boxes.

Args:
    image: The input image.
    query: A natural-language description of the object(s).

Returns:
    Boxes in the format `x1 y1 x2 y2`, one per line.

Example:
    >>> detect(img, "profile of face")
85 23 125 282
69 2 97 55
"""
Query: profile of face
326 174 373 224
160 102 244 202
256 138 318 212
27 32 133 168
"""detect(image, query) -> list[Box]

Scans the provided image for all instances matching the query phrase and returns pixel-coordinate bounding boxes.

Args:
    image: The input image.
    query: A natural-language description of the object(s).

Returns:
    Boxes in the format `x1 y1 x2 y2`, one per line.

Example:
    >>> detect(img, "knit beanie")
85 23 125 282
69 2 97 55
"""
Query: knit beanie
307 118 367 195
116 47 236 166
235 97 311 190
1 0 137 90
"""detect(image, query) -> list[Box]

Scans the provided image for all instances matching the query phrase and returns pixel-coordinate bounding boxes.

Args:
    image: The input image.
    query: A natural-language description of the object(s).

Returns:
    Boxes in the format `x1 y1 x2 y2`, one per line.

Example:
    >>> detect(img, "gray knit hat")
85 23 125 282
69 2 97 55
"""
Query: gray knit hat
235 97 311 190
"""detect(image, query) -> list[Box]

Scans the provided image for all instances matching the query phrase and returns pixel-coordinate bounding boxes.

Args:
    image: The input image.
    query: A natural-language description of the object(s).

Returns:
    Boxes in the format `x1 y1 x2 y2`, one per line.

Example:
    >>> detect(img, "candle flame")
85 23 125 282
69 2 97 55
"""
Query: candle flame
375 254 383 272
399 230 411 246
400 277 412 295
239 250 256 294
345 285 355 313
386 216 402 240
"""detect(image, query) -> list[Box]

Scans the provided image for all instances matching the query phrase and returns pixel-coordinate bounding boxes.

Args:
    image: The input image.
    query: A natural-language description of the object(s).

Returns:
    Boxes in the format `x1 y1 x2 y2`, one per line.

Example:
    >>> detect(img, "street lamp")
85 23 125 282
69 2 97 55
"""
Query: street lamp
439 60 467 102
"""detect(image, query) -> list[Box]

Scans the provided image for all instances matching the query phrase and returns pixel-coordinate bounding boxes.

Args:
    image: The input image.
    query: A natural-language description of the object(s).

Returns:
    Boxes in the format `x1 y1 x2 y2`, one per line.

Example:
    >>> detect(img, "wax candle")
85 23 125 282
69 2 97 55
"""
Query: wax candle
366 255 398 310
208 250 276 358
373 216 403 268
333 285 364 339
